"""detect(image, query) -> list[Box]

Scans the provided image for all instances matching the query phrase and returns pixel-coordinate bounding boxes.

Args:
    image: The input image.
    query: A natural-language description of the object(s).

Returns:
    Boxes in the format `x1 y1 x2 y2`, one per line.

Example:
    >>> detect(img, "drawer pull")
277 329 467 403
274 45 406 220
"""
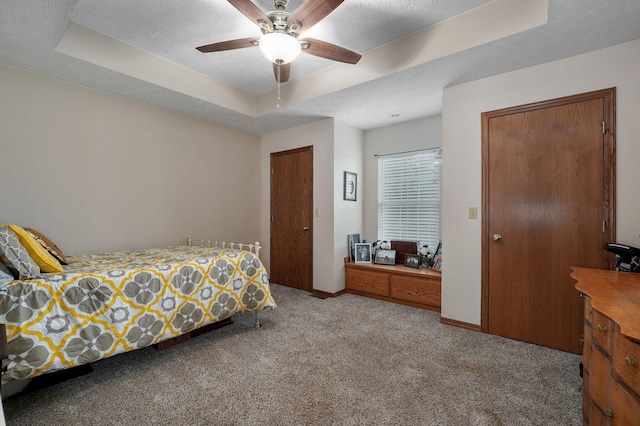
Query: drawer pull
625 356 638 367
604 409 613 419
414 289 418 293
597 325 608 333
364 280 368 285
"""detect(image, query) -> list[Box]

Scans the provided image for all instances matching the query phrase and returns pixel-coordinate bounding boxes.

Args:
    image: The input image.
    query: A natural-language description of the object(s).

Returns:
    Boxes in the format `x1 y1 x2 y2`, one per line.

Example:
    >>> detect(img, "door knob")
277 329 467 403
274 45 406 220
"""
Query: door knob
493 234 502 241
303 227 309 231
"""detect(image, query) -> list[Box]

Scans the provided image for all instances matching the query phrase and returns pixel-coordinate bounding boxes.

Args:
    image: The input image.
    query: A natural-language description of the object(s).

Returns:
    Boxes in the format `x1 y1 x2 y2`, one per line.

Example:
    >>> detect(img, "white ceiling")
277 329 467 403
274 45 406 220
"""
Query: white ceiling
1 0 640 135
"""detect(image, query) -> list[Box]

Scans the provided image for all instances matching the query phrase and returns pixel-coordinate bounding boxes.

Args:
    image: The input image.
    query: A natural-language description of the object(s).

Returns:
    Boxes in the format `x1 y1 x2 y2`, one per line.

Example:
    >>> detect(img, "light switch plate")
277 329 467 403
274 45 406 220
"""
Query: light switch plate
469 207 478 219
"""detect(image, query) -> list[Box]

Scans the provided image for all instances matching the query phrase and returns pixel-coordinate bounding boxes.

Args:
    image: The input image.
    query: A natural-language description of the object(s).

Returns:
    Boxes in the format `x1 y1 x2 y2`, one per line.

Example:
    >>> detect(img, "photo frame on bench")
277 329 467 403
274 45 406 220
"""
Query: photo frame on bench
374 249 396 265
404 254 420 268
432 255 442 272
354 243 372 263
347 234 361 262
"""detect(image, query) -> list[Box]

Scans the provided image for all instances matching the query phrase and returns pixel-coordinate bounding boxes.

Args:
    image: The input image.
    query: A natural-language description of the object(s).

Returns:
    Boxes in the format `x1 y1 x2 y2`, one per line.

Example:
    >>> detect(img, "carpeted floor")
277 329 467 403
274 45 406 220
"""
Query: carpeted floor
3 284 583 425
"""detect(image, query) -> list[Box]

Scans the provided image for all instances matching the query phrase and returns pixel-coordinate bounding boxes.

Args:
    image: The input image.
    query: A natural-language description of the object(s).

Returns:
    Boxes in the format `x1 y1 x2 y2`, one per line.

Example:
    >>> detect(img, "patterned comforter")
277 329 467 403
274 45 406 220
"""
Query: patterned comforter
0 246 276 383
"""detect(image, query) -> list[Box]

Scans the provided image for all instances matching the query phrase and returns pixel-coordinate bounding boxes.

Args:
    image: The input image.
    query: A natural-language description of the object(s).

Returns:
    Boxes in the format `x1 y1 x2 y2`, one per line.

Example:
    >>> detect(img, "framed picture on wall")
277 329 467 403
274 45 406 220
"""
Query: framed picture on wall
354 243 371 263
344 171 357 201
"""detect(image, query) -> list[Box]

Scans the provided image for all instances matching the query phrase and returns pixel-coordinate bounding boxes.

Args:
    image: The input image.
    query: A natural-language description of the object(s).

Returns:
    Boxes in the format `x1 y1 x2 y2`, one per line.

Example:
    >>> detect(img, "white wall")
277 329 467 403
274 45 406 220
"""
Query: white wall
441 38 640 326
363 116 443 242
260 118 364 294
0 65 261 254
334 121 364 293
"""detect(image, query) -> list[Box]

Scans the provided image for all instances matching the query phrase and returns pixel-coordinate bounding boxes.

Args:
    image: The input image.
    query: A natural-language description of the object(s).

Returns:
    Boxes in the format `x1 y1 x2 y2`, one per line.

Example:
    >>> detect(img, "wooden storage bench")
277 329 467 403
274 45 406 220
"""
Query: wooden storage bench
344 259 441 312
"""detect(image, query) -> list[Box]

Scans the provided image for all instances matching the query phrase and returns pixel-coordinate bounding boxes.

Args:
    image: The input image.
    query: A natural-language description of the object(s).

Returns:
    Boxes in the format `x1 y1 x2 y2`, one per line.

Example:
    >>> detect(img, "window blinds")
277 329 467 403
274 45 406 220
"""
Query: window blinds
377 149 441 250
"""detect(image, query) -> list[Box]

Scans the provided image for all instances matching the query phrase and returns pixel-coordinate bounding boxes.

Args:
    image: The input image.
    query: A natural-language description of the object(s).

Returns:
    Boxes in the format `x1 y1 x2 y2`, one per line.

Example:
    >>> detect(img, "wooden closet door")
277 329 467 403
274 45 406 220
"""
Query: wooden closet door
270 146 313 290
482 89 615 353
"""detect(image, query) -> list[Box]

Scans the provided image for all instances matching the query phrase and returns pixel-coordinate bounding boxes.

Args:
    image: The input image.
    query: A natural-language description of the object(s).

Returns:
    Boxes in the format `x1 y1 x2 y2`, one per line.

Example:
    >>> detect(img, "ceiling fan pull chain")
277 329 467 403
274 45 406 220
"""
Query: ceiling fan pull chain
276 64 282 108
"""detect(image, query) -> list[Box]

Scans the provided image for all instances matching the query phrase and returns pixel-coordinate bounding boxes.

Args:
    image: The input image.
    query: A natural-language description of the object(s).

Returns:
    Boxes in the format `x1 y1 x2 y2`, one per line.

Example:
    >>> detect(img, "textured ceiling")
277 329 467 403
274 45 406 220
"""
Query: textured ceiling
1 0 640 135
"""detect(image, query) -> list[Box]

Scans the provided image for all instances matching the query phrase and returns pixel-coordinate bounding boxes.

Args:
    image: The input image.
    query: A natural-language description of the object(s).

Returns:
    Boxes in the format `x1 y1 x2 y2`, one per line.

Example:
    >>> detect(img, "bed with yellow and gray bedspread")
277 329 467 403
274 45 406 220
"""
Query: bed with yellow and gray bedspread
0 245 276 384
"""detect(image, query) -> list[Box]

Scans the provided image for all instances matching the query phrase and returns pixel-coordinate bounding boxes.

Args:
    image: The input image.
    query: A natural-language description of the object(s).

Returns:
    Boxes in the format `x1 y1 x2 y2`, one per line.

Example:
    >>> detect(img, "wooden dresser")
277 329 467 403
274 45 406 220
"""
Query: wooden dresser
572 267 640 425
344 259 441 312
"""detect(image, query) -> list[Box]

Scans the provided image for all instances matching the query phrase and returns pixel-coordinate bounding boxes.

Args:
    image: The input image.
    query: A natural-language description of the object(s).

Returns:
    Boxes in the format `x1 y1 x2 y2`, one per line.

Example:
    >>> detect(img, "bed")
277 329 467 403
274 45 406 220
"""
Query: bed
0 228 276 388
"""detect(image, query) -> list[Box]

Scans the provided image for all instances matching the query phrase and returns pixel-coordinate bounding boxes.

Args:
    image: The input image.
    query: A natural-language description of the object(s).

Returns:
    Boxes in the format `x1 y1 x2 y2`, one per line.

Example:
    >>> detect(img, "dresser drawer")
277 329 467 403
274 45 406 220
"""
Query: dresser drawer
345 269 389 297
590 346 612 412
584 295 593 325
592 310 615 356
390 275 441 307
613 329 640 394
583 321 593 372
609 378 640 425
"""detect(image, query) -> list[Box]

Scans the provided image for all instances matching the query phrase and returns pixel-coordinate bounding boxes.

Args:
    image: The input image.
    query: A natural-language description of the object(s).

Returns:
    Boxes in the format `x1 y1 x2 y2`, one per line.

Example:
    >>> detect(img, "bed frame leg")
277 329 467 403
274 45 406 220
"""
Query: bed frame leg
254 311 262 328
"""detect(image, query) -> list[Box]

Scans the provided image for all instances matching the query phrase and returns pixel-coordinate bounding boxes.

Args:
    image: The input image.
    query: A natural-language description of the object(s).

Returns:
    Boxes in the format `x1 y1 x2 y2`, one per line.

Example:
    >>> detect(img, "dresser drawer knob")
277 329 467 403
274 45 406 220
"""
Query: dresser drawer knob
364 280 368 284
625 357 638 367
605 409 613 419
597 325 608 333
414 289 418 293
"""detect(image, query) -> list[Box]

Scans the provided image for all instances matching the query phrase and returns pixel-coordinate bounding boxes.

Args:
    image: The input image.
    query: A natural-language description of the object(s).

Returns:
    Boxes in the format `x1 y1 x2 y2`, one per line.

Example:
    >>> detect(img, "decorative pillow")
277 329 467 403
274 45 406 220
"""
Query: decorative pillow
24 227 68 265
1 225 63 273
0 226 40 279
0 262 14 287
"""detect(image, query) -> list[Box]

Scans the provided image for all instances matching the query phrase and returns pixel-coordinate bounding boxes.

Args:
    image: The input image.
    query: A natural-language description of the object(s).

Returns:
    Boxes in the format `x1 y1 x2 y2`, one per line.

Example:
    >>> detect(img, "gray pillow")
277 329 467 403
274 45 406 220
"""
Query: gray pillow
0 262 13 287
0 226 40 280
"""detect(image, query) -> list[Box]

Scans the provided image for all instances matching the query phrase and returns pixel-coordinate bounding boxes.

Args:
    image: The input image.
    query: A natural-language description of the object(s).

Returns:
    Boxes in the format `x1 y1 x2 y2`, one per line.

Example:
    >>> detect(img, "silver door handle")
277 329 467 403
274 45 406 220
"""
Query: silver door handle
303 227 309 231
493 234 502 241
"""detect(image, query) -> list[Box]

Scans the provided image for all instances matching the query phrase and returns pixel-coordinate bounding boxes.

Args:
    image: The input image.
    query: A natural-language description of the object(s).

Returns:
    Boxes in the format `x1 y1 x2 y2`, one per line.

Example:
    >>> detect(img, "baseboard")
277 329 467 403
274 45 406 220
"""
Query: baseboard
311 289 346 299
440 316 482 332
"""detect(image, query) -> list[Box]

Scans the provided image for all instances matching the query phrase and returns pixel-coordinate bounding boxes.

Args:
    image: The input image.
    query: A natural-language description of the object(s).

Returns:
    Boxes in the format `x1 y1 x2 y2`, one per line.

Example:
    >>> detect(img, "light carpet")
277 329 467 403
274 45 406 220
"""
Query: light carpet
3 284 582 425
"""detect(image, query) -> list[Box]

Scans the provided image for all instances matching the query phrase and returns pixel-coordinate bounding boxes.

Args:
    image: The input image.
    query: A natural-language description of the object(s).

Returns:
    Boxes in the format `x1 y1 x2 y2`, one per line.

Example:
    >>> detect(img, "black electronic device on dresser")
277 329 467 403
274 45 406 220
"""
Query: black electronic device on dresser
604 242 640 272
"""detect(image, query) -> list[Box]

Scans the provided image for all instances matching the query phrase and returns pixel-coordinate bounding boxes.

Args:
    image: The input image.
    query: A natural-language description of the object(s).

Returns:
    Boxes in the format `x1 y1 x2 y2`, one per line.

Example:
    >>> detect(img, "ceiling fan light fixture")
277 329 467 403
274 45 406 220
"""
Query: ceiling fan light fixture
259 32 301 64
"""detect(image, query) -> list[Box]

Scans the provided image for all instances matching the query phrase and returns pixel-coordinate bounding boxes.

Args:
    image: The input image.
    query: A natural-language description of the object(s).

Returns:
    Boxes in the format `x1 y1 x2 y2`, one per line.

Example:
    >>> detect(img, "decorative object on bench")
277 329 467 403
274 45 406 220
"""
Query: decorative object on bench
390 240 418 265
432 255 442 272
0 227 276 389
354 243 371 263
374 249 396 265
347 234 360 263
404 254 420 269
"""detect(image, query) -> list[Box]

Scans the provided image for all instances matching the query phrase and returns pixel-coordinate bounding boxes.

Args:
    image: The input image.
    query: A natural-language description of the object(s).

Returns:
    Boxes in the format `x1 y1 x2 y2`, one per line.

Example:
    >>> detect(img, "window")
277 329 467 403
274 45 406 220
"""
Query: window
377 148 441 250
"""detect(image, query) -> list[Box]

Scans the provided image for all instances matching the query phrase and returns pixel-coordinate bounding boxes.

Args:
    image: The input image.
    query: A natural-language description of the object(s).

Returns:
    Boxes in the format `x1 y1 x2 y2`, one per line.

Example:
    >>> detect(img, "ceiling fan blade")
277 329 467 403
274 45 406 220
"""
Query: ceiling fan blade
196 37 259 53
301 38 361 64
273 63 291 83
227 0 273 31
289 0 345 32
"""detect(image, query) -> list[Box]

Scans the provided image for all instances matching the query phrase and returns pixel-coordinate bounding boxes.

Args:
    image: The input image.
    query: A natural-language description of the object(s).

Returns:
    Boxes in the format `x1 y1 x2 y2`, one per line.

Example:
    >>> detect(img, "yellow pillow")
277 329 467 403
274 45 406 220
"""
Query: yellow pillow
2 224 63 273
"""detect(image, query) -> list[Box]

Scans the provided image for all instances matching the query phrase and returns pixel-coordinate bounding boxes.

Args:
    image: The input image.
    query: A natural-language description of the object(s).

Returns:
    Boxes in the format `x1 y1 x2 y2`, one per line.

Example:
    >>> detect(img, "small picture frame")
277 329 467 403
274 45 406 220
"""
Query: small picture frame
343 171 357 201
374 249 396 265
354 243 371 263
404 254 420 269
432 255 442 272
347 234 360 262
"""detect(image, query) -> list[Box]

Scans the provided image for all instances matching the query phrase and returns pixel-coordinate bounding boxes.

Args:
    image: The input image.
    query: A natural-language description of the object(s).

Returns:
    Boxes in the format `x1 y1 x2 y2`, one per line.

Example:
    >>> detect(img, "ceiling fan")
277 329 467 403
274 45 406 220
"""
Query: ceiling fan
196 0 362 84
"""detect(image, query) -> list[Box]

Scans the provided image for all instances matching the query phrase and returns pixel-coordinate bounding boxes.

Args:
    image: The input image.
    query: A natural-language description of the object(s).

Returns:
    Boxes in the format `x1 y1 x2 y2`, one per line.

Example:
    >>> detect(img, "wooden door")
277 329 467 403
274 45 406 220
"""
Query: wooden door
270 146 313 290
482 89 616 353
